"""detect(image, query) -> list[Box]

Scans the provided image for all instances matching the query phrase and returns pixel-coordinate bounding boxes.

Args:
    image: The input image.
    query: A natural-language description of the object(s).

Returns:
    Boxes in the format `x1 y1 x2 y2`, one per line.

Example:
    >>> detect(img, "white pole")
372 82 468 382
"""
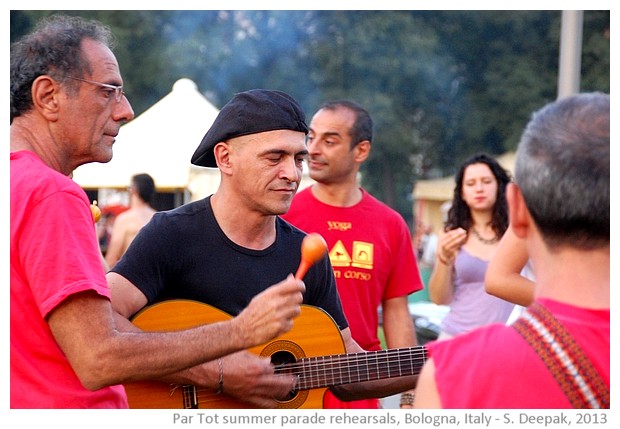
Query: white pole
557 10 584 99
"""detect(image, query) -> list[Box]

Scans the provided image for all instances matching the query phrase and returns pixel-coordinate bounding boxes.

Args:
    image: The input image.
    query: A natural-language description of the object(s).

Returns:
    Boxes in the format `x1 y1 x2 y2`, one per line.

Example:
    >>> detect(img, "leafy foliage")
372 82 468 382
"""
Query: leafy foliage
11 10 610 224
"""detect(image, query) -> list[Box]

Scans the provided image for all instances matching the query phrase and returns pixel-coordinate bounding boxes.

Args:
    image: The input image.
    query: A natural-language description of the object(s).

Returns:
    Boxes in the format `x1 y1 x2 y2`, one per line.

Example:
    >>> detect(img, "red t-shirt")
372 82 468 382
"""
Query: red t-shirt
10 151 128 408
283 187 424 408
427 298 610 408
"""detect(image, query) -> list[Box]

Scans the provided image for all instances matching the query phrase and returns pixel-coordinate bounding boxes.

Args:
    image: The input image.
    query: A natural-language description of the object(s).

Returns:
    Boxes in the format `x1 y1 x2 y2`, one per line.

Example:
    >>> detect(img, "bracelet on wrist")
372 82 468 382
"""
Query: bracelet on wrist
400 392 415 406
215 358 224 394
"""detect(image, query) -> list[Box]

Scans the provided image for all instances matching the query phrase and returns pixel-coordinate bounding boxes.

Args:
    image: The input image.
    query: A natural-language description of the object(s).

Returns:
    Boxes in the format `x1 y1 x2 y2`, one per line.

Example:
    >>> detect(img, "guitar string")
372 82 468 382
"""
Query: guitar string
275 348 427 372
277 349 427 389
291 364 425 387
276 356 427 376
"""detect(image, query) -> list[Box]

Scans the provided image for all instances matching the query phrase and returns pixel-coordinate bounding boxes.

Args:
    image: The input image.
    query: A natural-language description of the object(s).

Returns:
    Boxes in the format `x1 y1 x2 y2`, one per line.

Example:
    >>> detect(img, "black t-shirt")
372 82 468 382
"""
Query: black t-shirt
112 196 348 330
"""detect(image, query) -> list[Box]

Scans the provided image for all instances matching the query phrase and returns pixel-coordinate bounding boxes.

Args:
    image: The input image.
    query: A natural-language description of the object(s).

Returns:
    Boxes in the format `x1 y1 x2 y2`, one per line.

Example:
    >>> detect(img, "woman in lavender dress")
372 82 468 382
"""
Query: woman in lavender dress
428 153 515 339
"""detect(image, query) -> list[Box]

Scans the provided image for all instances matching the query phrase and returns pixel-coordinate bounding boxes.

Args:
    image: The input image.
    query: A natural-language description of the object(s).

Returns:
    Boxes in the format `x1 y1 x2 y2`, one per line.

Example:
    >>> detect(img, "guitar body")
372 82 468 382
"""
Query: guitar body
123 300 345 409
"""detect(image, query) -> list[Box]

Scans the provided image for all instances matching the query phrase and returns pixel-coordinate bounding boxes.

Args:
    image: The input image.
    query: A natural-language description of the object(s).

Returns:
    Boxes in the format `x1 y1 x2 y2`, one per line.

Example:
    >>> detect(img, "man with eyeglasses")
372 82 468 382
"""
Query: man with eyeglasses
65 75 126 103
10 14 305 409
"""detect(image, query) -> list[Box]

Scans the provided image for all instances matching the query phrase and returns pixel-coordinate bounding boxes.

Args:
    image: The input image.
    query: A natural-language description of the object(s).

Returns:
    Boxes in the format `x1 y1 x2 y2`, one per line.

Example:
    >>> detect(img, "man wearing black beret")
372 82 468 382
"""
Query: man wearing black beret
108 89 418 408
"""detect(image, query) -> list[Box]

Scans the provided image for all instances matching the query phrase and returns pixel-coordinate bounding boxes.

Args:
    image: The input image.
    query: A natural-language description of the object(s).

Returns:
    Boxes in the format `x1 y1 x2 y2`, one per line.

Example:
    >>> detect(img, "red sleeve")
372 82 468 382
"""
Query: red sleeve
20 189 111 318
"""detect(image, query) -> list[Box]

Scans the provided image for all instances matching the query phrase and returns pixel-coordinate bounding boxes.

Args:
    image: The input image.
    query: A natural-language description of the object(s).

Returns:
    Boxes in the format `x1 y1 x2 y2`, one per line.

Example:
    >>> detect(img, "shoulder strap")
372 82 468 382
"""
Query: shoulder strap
513 302 609 408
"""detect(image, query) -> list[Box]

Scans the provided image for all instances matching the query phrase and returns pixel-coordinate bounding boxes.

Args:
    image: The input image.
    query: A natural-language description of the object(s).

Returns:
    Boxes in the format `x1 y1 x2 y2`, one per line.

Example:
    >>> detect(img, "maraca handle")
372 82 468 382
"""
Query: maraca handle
295 260 311 280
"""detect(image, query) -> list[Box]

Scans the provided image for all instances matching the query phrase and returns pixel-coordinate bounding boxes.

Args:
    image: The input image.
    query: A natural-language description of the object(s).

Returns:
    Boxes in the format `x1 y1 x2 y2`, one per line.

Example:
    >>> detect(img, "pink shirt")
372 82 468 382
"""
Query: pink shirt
11 151 127 408
427 298 609 408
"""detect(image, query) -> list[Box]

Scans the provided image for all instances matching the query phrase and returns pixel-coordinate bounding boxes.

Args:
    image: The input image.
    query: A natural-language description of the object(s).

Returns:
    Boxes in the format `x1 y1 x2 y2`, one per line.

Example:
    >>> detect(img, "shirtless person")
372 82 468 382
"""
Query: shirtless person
105 173 156 268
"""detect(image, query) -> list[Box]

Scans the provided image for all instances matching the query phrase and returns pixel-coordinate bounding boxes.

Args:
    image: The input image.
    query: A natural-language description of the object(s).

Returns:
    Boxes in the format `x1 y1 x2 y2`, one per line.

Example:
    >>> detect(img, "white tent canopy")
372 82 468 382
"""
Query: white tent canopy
73 78 219 191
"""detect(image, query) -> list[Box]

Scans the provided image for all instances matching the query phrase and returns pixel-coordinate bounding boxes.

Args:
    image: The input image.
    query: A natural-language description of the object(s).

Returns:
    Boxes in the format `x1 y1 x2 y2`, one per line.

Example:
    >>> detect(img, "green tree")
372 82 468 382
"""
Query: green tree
306 11 462 217
11 10 609 224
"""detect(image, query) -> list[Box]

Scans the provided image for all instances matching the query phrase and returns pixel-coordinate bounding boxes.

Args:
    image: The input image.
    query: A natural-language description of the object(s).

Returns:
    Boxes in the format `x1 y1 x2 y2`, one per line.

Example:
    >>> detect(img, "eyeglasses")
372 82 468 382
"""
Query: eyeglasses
66 76 125 103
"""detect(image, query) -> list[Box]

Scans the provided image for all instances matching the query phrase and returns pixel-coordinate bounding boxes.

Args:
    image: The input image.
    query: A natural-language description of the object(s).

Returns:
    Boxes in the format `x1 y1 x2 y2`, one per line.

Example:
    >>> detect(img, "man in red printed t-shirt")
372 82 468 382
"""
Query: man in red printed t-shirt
283 100 424 409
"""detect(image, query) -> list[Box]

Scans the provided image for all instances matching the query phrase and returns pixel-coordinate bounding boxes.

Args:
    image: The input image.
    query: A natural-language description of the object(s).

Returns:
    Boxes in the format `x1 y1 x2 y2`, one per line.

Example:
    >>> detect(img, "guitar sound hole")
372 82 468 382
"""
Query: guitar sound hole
260 340 308 407
271 350 297 366
271 351 298 400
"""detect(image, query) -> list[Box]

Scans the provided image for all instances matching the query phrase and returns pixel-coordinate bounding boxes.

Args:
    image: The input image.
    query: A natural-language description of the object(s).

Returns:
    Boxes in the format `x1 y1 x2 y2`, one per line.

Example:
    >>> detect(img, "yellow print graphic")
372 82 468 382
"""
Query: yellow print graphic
327 221 352 231
333 269 373 281
329 240 351 267
328 240 373 270
344 270 371 280
352 241 373 269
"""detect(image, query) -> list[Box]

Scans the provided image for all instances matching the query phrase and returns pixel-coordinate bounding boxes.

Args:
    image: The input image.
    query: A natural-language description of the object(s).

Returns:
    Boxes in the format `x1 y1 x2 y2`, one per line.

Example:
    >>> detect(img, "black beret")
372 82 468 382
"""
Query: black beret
191 89 309 167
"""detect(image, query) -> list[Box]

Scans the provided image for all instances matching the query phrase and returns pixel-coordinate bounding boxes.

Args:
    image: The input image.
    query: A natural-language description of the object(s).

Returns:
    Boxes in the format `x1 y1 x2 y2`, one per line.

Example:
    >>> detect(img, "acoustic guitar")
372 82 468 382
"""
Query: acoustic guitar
123 300 426 409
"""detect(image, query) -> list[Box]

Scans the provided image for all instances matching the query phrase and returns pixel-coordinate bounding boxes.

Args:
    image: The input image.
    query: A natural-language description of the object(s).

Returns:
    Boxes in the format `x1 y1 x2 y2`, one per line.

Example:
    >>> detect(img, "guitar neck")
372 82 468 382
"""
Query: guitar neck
276 346 427 390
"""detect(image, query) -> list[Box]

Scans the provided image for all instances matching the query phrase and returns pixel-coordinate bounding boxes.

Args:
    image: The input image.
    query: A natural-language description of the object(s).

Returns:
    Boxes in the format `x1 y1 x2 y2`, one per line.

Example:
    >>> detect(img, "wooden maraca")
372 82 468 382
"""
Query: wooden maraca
295 233 328 280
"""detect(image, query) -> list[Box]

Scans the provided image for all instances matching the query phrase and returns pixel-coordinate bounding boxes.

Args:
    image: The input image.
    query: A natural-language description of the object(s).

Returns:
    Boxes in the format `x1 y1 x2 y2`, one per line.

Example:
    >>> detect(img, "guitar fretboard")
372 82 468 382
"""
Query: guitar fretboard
275 346 427 390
